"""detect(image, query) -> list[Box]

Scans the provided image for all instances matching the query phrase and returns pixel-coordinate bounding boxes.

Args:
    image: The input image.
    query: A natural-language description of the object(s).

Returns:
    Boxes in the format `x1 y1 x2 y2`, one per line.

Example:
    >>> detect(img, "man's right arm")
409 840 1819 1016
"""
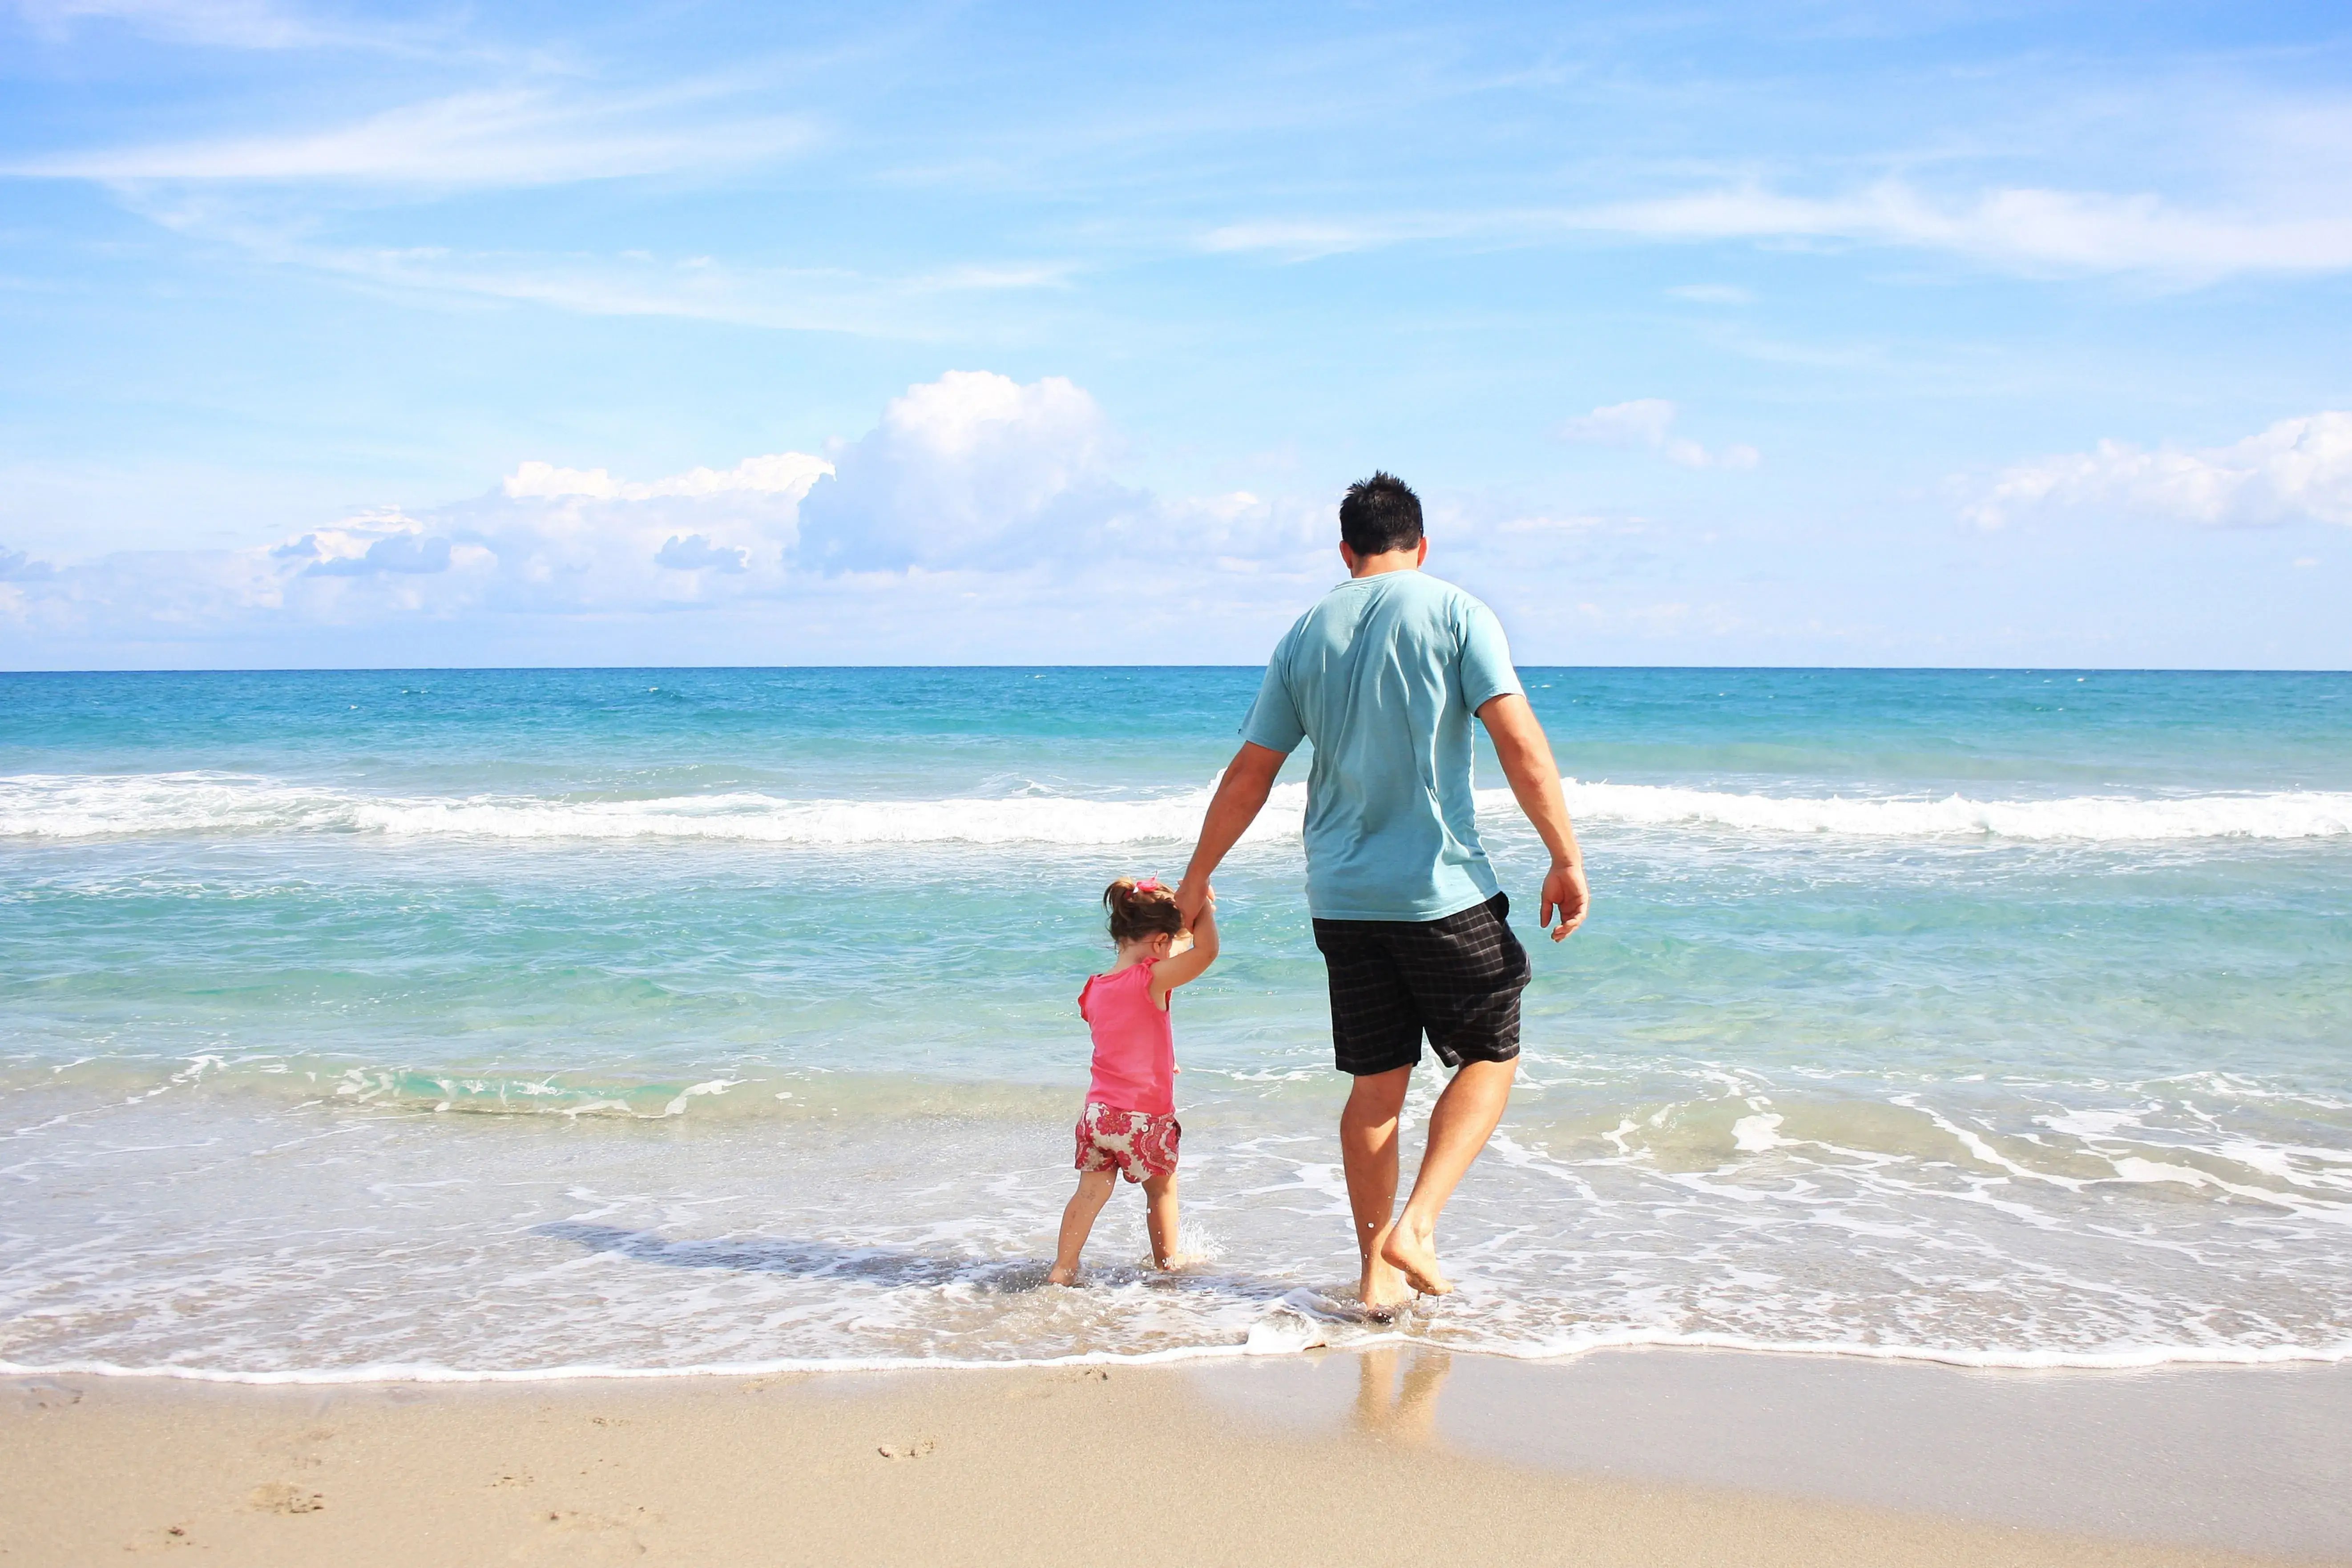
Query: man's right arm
1477 693 1590 942
1174 742 1286 927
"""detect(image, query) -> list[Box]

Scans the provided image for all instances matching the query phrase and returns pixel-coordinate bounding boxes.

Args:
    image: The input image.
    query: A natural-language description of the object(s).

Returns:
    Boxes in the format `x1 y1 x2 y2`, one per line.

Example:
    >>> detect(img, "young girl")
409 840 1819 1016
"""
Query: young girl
1047 876 1218 1285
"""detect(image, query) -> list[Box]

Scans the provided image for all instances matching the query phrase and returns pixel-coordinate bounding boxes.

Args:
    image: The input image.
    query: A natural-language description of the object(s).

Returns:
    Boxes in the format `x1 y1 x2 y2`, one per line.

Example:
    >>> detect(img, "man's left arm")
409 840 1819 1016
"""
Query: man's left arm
1477 693 1590 942
1174 743 1285 927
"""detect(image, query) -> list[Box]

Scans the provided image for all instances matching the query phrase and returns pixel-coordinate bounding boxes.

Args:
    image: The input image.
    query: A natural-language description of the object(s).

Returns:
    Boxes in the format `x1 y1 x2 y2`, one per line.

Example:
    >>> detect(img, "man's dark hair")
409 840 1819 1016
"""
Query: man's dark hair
1338 472 1424 557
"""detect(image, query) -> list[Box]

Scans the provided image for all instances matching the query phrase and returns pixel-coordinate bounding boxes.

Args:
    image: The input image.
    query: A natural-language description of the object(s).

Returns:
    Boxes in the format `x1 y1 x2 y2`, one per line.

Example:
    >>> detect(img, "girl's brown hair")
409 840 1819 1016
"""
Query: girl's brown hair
1104 877 1184 945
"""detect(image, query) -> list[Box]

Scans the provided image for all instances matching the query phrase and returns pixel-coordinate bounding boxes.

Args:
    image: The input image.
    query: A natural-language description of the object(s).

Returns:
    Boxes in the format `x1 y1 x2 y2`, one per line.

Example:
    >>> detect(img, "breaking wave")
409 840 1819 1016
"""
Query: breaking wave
5 772 2351 846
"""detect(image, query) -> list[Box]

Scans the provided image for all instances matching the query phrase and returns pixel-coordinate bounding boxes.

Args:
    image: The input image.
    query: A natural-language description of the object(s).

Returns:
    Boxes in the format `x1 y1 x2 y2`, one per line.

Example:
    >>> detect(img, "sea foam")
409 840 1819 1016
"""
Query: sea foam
5 772 2350 845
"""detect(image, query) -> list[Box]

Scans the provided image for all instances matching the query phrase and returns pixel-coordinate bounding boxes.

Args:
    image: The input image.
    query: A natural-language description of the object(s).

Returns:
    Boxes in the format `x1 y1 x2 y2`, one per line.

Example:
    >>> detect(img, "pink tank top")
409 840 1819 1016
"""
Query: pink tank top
1078 960 1175 1117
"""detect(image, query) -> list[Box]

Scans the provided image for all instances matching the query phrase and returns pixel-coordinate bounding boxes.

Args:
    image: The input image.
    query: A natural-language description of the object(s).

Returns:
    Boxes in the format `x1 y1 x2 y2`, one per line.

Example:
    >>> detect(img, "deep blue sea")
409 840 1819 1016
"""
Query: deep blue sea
3 667 2348 1379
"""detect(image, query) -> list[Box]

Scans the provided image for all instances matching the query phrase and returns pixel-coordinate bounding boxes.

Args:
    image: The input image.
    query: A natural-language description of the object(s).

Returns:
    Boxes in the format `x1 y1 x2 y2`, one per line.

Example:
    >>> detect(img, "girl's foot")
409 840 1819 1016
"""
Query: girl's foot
1047 1264 1078 1286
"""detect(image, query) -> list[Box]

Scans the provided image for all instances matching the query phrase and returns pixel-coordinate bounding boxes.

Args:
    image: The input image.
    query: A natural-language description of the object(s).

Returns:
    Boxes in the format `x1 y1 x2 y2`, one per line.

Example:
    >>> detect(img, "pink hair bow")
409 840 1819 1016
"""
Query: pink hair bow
1134 877 1162 893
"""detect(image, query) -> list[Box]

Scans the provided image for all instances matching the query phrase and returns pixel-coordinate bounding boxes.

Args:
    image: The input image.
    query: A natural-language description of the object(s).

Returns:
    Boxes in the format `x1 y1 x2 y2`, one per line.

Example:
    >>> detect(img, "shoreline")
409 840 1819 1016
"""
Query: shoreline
9 1330 2350 1384
6 1346 2344 1566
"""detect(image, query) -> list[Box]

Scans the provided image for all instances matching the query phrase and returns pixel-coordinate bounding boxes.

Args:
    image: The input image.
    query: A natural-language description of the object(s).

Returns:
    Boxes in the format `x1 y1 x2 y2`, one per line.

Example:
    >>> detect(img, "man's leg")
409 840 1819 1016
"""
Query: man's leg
1378 1057 1516 1295
1339 1065 1413 1310
1375 894 1532 1296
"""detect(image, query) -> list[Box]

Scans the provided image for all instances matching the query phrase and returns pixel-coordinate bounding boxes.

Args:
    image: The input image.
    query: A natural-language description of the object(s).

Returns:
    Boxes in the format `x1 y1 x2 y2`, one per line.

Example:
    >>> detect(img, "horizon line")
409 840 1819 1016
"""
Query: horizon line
4 663 2347 678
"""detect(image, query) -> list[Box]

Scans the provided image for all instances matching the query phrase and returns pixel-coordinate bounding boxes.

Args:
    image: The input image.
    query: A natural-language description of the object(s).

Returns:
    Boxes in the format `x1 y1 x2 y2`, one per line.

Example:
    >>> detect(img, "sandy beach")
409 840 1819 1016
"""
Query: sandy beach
6 1348 2344 1566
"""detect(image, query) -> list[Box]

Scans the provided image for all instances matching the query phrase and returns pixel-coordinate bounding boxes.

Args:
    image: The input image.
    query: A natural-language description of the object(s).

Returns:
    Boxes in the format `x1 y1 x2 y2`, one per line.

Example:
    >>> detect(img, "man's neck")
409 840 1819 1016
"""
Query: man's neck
1347 552 1421 579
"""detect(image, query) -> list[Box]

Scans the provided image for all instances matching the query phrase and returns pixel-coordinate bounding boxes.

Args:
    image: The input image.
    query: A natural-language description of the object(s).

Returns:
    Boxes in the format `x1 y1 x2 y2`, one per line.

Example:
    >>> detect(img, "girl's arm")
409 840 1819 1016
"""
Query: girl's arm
1148 895 1218 1007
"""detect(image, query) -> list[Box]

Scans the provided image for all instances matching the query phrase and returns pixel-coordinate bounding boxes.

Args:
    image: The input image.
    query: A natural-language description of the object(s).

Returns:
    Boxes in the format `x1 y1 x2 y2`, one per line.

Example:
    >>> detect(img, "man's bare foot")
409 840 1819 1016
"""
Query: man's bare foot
1358 1255 1415 1314
1380 1222 1453 1297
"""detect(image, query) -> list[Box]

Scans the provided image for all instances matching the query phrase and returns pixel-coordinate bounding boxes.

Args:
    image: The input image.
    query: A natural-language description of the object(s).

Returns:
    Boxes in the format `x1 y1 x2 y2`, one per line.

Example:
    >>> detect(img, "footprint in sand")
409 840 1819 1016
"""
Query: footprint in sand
129 1522 194 1552
11 1379 82 1412
876 1438 936 1459
260 1425 336 1469
249 1482 327 1515
740 1375 805 1393
511 1506 653 1564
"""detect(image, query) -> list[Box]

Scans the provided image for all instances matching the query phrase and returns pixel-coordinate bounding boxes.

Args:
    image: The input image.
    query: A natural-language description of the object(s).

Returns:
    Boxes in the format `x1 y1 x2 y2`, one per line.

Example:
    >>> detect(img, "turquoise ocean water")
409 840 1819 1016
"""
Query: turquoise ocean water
2 666 2348 1379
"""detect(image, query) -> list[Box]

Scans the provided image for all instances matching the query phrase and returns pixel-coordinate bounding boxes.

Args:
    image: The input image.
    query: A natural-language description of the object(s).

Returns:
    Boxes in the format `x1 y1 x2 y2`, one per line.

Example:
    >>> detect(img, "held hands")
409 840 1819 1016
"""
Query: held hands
1174 879 1214 930
1540 859 1590 943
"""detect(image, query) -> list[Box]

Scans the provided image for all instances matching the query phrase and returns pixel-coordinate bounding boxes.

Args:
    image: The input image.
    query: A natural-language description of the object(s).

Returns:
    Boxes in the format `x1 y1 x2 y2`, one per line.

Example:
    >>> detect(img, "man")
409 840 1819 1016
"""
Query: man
1174 472 1589 1311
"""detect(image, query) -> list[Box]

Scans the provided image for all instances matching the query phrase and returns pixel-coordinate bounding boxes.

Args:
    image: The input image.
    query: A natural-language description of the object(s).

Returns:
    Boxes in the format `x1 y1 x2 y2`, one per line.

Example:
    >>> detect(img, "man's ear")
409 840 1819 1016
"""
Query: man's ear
1415 538 1429 566
1339 541 1359 572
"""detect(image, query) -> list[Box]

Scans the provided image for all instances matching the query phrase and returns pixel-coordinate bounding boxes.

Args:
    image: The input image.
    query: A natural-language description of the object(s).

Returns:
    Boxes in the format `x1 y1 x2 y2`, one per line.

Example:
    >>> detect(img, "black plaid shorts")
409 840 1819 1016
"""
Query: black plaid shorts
1311 892 1531 1077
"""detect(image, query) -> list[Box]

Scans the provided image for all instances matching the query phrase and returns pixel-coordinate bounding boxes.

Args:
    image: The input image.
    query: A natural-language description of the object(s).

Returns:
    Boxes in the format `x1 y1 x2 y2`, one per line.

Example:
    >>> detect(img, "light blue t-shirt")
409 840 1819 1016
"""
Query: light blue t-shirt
1239 570 1524 922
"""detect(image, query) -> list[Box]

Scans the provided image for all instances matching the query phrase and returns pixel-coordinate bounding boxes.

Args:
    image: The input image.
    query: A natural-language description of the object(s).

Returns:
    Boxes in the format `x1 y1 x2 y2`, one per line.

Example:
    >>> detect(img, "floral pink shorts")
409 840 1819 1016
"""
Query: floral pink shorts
1073 1101 1180 1183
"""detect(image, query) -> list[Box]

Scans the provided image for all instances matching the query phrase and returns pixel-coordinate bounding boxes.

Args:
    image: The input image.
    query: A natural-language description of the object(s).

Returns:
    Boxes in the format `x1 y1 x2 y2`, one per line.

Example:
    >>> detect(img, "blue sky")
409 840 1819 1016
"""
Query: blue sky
2 0 2348 669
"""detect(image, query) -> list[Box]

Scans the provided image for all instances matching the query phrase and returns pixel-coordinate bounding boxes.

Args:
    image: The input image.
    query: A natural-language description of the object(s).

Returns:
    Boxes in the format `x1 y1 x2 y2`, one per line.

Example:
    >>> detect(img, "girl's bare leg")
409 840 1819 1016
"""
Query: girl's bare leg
1048 1169 1117 1284
1141 1170 1181 1268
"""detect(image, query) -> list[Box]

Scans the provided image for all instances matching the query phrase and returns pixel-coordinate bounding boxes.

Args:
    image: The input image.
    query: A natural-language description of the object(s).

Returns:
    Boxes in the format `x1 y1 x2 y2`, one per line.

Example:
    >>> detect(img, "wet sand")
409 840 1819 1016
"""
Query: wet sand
3 1348 2344 1566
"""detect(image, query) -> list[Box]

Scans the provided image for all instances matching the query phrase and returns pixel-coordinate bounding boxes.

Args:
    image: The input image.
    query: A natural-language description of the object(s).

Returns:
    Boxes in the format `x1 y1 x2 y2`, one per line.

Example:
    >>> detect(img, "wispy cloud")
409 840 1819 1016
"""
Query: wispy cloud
86 185 1074 337
504 453 832 504
8 83 815 185
294 243 1069 338
1559 399 1759 471
1666 283 1751 304
1583 181 2352 281
1963 412 2352 530
1203 178 2352 282
11 0 377 49
1199 216 1459 262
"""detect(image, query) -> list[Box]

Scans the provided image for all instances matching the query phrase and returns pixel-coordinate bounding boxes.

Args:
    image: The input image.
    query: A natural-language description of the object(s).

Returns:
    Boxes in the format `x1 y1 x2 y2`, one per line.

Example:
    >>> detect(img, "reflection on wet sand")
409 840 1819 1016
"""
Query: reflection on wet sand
1352 1346 1452 1443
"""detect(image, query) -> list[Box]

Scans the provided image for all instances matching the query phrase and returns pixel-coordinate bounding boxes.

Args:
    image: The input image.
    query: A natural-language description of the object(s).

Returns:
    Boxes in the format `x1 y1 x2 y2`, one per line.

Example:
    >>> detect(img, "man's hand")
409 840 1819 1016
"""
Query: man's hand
1174 878 1213 929
1540 859 1590 942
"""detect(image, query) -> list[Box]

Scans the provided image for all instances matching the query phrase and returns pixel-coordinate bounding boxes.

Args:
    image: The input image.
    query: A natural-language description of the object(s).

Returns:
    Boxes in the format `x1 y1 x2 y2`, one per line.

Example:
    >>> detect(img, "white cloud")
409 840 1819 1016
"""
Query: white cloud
1582 182 2352 281
1203 178 2352 283
654 534 749 573
303 246 1069 337
1666 284 1752 304
291 529 454 576
1965 411 2352 530
82 191 1070 337
503 452 832 503
0 544 52 579
0 374 1222 653
1198 219 1409 262
1560 398 1678 448
795 371 1143 572
0 441 829 647
9 85 814 186
0 371 1647 665
11 0 351 48
1493 513 1613 536
1558 399 1759 471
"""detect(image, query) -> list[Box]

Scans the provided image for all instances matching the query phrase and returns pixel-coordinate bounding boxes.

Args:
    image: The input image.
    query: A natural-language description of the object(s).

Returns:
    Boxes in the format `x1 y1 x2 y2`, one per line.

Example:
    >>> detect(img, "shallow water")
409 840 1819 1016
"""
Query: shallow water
2 667 2348 1379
